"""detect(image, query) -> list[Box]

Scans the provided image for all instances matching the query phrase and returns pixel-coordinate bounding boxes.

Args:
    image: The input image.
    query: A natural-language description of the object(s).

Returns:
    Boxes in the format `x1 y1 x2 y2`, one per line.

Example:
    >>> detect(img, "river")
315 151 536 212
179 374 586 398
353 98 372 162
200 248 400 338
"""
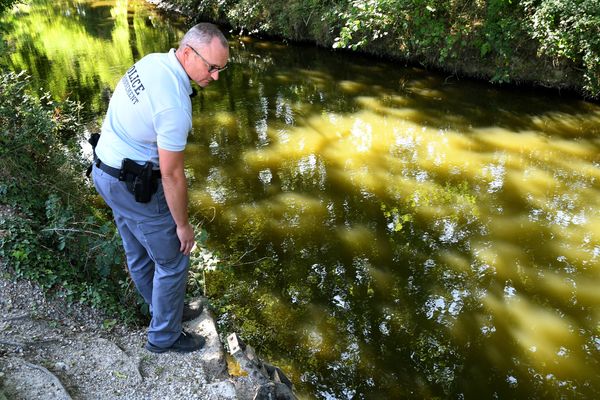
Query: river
3 0 600 398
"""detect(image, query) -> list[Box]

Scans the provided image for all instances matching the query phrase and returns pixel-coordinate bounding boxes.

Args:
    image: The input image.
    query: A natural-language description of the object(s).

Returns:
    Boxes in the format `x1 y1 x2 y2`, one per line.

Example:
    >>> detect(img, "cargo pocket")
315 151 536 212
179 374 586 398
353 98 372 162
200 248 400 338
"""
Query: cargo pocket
138 215 181 266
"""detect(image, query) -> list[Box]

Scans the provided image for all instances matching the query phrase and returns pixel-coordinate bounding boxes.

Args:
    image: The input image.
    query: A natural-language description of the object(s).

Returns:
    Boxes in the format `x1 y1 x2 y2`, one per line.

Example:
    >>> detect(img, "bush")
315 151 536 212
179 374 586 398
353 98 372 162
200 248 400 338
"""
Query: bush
0 70 137 322
522 0 600 97
167 0 599 98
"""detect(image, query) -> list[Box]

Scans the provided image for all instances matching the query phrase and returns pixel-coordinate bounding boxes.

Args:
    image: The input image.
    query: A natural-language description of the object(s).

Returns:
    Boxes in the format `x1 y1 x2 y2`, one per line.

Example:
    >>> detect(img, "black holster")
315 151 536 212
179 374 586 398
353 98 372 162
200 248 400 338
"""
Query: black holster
119 158 159 203
85 133 101 178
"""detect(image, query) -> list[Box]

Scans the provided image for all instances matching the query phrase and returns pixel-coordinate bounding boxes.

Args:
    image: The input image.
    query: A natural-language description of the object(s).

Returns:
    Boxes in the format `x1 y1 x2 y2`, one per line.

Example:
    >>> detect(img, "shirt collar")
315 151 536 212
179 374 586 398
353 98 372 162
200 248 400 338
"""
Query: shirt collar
168 48 193 97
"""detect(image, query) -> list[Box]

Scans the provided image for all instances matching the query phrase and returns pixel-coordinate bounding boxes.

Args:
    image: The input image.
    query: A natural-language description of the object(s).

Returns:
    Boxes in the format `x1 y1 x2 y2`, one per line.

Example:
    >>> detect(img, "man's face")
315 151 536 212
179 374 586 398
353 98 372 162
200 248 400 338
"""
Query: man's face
185 37 229 87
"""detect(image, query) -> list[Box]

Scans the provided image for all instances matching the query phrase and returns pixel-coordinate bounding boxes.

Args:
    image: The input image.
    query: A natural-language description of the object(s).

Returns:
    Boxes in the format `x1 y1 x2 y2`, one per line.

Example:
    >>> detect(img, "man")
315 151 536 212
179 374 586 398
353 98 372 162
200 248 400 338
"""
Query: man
92 23 229 353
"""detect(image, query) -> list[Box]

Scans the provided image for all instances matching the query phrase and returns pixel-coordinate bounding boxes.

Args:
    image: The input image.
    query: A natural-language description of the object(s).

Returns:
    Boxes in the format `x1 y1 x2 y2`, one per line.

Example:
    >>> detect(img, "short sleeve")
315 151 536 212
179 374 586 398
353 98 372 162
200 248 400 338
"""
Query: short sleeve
154 108 192 151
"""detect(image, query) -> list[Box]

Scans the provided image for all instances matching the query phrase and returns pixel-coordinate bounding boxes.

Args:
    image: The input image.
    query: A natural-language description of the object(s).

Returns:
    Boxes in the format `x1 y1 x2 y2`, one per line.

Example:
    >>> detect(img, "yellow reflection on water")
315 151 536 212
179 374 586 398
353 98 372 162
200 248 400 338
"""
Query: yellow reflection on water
484 293 589 380
338 80 367 94
243 125 324 166
5 0 183 110
211 111 238 130
223 192 327 235
238 89 600 369
438 250 471 273
544 272 600 306
530 110 600 137
336 225 379 254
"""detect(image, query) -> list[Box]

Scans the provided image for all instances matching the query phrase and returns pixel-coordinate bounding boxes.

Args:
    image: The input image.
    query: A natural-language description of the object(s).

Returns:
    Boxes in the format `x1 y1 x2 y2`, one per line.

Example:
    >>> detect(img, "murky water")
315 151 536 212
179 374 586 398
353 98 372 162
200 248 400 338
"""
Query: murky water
4 1 600 398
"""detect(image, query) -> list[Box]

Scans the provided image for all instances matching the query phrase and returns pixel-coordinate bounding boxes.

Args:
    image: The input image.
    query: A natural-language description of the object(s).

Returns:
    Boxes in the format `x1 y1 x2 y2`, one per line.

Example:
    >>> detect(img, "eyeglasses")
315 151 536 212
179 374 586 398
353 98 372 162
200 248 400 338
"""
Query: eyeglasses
187 45 227 74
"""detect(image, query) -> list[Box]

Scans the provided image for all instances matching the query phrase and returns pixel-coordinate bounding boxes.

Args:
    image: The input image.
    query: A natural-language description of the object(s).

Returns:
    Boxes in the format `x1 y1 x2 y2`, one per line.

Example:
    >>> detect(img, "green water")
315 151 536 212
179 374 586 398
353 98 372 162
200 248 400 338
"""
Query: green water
3 1 600 398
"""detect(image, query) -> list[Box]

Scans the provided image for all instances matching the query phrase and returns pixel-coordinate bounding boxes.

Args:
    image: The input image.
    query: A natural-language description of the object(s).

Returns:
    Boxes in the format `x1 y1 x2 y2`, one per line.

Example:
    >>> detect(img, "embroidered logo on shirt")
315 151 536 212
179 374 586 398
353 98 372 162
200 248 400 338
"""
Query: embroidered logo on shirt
122 65 145 104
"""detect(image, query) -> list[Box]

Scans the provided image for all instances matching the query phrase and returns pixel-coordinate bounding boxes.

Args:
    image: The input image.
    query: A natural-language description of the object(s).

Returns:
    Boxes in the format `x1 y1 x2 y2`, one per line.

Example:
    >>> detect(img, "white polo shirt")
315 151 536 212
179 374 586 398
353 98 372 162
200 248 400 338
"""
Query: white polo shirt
96 49 192 168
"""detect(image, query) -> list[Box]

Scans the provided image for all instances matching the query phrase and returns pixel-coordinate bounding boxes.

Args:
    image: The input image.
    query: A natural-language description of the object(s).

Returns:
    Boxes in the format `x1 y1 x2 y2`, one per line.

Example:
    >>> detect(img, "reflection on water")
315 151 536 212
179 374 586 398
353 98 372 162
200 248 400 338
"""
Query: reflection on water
194 40 600 399
5 1 600 398
3 0 184 114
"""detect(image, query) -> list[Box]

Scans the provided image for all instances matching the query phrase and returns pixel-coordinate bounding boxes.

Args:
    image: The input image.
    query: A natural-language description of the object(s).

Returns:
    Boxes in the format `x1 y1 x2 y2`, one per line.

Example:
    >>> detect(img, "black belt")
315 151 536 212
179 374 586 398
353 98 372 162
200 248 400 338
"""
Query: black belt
95 158 161 180
95 158 121 179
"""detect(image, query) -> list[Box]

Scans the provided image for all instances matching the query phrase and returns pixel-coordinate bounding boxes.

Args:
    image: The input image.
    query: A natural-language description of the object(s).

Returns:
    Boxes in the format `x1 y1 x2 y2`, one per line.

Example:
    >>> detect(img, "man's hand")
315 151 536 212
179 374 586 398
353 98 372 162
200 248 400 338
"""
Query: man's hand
177 222 196 255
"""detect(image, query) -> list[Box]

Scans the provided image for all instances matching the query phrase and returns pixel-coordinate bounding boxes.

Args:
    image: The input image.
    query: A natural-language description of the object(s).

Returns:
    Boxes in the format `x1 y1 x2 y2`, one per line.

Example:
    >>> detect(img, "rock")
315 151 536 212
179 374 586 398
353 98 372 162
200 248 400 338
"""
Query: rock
184 297 229 381
253 382 297 400
0 357 72 400
205 380 238 399
227 333 298 400
54 361 67 371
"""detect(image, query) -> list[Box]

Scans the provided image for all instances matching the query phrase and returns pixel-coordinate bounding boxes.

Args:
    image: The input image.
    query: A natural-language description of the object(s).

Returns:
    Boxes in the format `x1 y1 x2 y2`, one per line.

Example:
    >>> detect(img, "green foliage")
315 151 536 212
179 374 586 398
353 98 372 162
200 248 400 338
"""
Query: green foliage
0 71 81 210
479 0 526 83
225 0 272 35
333 0 397 51
187 226 219 296
381 203 412 232
0 0 18 15
172 0 599 98
0 71 136 322
332 0 528 82
522 0 600 96
0 0 19 58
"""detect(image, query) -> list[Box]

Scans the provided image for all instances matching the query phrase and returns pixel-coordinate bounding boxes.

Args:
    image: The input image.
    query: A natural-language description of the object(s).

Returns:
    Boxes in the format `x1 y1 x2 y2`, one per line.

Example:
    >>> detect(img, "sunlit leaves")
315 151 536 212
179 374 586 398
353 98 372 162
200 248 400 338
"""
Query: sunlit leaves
521 0 600 97
0 0 18 15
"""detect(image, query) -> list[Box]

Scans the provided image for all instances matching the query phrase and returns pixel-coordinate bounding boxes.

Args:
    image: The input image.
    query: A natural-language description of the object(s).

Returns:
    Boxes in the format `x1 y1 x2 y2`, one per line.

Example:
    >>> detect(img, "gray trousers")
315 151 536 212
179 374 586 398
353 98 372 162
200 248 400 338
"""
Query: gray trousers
92 165 188 347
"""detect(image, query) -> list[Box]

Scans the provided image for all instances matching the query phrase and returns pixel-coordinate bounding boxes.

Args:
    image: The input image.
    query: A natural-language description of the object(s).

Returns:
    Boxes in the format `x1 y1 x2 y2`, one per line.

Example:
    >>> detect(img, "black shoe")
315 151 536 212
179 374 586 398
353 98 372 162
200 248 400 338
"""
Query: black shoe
145 330 206 354
182 302 204 322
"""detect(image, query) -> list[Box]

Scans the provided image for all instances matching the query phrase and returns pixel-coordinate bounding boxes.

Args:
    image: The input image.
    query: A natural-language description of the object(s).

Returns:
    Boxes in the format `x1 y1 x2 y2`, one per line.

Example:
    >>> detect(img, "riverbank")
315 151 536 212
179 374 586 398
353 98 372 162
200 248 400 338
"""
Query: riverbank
0 257 267 399
0 206 263 400
0 252 244 399
146 0 599 100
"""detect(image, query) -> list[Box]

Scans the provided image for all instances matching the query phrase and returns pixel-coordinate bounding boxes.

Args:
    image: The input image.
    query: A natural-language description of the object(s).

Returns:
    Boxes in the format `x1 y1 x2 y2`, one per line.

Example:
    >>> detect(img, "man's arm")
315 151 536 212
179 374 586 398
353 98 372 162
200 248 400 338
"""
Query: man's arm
158 147 195 255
